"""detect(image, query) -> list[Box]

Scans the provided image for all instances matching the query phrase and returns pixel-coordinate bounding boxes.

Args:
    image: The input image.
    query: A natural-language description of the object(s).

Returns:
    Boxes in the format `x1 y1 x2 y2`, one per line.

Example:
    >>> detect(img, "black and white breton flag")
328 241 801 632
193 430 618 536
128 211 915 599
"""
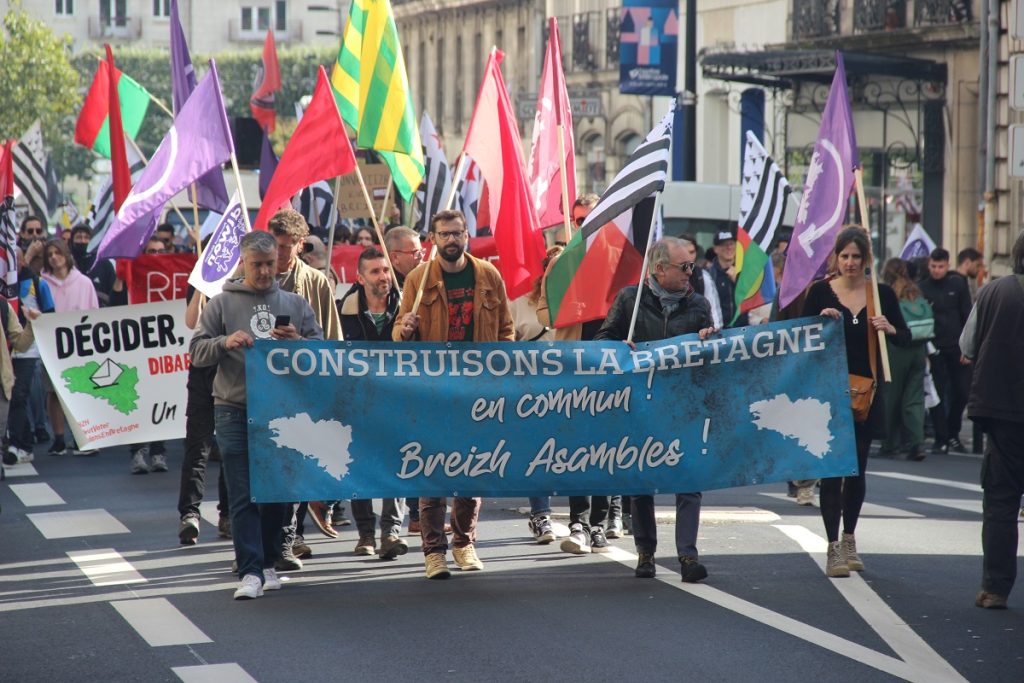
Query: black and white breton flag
413 111 451 234
577 104 673 246
12 121 60 220
87 141 146 252
738 130 790 252
292 180 337 231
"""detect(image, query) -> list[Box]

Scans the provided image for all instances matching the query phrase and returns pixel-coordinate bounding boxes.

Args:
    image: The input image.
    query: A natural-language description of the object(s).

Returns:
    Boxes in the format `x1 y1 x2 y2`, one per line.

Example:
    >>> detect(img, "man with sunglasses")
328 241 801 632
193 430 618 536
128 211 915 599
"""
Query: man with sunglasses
394 209 514 579
383 226 424 288
595 236 717 583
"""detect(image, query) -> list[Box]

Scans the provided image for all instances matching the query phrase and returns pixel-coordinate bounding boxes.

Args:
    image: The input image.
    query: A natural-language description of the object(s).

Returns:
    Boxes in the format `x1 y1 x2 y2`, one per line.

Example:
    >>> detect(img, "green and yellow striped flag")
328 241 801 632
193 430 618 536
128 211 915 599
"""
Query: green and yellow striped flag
332 0 423 202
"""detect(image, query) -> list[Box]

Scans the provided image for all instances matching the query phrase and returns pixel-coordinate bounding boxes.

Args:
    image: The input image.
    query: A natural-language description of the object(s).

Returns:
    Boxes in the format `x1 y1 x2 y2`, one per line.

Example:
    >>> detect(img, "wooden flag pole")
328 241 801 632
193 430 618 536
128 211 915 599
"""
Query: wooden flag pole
626 191 664 344
323 175 344 277
353 164 401 289
227 151 252 232
377 180 393 229
556 122 573 244
124 135 193 231
410 153 469 314
854 167 891 383
189 183 202 252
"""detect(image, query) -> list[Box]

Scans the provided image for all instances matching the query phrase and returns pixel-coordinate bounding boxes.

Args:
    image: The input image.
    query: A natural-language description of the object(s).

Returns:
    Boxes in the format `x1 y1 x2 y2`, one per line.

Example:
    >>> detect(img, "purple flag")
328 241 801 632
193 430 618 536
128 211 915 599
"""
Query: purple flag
259 130 277 200
188 190 248 299
779 52 859 308
97 62 235 260
170 0 228 212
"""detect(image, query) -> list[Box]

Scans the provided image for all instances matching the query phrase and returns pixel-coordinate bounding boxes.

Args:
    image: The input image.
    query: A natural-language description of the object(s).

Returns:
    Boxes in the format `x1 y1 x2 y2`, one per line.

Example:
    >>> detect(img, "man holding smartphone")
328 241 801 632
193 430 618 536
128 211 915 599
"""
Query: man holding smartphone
191 231 323 600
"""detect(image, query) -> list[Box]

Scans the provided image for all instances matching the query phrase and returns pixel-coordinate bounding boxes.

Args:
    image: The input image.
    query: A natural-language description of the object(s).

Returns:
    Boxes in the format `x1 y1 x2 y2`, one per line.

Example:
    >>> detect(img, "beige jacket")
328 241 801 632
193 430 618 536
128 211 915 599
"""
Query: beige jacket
281 258 343 341
1 303 35 400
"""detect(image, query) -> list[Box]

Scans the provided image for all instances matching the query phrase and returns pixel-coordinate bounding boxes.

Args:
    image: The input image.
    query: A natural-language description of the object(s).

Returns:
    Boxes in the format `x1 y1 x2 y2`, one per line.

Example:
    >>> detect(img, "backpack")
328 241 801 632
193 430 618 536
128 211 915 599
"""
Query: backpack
900 297 934 342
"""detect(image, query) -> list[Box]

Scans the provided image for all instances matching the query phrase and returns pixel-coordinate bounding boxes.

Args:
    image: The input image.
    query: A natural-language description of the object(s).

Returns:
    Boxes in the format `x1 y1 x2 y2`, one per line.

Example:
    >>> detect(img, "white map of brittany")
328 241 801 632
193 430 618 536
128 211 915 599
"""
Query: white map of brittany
749 395 833 458
268 413 353 480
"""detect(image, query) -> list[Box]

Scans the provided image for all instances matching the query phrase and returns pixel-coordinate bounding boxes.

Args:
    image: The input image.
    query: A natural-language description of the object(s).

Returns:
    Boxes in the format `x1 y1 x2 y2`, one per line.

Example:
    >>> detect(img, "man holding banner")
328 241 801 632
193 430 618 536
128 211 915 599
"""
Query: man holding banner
190 231 324 600
595 237 716 582
394 209 514 579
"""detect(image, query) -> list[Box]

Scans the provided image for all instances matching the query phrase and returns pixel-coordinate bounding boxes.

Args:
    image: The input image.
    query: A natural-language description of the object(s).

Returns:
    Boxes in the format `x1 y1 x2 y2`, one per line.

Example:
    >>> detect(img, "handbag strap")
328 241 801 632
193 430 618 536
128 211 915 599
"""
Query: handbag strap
865 281 878 382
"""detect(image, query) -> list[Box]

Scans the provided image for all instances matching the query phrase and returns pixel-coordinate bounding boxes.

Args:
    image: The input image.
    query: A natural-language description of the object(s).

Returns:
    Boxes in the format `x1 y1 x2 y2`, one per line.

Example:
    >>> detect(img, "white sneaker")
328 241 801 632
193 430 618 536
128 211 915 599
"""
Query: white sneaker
131 452 149 474
796 485 815 506
262 568 282 590
150 454 168 472
559 526 591 555
8 446 33 464
233 573 264 600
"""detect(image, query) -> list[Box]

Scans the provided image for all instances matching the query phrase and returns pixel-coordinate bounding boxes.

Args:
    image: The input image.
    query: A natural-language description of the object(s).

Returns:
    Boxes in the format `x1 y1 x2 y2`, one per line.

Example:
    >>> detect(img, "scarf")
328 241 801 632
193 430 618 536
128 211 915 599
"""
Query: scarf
647 276 688 315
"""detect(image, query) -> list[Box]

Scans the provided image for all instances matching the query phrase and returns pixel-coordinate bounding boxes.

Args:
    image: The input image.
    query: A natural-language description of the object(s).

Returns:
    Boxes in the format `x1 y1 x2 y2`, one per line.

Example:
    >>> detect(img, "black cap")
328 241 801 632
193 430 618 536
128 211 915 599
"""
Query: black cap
713 230 736 246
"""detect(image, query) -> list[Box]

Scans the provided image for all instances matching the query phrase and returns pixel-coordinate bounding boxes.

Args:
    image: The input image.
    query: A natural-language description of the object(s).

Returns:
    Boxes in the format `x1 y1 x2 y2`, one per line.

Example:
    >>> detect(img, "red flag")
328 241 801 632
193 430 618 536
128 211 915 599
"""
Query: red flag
105 45 132 213
463 50 543 299
528 17 576 231
250 30 281 133
253 66 357 230
115 253 197 303
0 139 14 197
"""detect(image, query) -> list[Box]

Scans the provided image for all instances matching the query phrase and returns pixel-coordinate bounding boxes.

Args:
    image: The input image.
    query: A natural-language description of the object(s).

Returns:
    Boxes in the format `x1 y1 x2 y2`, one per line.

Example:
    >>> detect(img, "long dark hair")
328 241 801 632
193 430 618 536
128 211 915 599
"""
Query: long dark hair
833 226 871 261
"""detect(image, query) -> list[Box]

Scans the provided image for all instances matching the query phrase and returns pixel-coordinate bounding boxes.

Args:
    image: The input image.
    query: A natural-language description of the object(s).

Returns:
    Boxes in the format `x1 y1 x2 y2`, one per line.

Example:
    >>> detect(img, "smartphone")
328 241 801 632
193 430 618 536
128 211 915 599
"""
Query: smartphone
274 315 291 328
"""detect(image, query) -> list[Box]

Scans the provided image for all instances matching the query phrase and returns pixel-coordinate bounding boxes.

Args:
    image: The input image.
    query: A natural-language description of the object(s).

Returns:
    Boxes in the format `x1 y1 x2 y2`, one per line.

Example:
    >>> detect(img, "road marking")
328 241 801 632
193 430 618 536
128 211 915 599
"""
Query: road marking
870 471 981 493
774 525 967 683
173 663 257 683
111 598 212 646
759 492 923 518
67 549 146 587
27 509 130 539
513 505 780 523
9 483 64 507
908 497 982 514
2 463 38 478
198 501 220 528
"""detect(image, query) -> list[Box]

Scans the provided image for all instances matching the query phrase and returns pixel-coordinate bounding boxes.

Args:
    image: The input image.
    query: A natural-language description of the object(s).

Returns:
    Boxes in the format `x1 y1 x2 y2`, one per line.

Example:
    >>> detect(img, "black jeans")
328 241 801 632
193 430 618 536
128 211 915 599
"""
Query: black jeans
930 347 971 444
8 359 37 451
820 422 871 542
177 365 228 518
980 420 1024 597
568 496 609 533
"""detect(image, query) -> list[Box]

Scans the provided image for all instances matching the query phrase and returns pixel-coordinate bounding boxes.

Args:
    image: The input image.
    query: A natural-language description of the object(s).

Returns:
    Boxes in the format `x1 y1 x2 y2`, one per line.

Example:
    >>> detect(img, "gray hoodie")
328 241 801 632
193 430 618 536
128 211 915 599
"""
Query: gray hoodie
190 279 324 408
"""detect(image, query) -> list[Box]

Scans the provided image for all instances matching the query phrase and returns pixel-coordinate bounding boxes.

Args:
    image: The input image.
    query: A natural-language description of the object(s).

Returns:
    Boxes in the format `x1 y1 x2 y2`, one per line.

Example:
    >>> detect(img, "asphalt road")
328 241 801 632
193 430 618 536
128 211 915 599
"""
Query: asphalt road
0 441 1020 683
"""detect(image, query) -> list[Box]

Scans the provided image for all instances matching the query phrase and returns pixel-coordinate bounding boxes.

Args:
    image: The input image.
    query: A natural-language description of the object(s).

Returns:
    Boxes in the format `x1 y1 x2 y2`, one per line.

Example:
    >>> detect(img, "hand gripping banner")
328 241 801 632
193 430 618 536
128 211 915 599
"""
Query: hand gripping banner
246 317 858 502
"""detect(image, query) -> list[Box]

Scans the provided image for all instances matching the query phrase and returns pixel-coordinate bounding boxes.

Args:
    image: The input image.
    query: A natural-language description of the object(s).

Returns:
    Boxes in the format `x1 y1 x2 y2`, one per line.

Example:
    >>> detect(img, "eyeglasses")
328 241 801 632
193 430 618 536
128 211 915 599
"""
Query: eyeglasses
22 228 44 236
433 230 466 241
144 247 167 255
392 248 425 258
666 261 696 273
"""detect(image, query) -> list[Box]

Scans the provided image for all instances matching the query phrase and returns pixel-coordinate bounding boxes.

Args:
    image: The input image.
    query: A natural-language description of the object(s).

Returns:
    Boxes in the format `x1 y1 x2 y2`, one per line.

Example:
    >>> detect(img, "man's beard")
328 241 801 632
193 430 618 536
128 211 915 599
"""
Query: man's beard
440 244 464 263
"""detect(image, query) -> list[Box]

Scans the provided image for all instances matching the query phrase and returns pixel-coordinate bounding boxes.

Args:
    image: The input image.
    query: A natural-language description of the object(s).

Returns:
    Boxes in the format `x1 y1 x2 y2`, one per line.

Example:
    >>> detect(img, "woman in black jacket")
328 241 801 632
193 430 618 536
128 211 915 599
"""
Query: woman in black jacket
803 227 910 578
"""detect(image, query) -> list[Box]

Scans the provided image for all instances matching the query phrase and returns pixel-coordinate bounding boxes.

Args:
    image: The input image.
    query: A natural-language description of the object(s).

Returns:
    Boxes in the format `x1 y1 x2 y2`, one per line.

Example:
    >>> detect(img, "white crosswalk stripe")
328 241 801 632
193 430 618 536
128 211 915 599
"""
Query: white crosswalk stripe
67 549 146 587
111 597 212 646
8 483 64 507
173 663 258 683
27 508 130 539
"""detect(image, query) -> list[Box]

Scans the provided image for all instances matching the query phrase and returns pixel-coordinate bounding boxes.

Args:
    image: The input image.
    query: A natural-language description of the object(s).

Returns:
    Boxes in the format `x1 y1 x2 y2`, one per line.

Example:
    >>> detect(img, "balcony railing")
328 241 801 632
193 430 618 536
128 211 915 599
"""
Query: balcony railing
87 16 141 40
854 0 906 33
546 8 621 74
795 0 972 40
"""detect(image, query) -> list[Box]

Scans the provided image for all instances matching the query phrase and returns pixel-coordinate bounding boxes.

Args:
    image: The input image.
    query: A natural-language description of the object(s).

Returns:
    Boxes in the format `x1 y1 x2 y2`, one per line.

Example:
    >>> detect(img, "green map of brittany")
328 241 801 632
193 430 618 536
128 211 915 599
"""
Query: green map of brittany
62 361 140 415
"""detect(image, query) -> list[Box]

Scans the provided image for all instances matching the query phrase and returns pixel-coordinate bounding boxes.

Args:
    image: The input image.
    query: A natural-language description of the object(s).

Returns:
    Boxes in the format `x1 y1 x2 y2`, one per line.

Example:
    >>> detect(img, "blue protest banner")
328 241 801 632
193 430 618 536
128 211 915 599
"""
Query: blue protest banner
619 0 679 96
245 317 858 502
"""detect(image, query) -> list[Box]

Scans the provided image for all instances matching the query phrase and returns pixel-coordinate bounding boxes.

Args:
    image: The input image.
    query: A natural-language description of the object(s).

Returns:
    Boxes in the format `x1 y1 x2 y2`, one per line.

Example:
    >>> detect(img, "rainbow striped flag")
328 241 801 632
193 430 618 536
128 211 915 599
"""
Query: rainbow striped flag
733 131 790 322
331 0 423 202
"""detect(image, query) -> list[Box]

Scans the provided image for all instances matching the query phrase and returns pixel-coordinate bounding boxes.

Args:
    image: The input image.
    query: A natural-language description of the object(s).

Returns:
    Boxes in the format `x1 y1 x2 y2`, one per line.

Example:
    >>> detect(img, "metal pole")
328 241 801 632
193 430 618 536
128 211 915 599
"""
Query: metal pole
682 0 697 181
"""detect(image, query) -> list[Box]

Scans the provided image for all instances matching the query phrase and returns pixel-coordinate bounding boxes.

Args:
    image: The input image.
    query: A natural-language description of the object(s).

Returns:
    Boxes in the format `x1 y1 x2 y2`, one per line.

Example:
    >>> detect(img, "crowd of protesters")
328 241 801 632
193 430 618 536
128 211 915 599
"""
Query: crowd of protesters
2 206 1021 610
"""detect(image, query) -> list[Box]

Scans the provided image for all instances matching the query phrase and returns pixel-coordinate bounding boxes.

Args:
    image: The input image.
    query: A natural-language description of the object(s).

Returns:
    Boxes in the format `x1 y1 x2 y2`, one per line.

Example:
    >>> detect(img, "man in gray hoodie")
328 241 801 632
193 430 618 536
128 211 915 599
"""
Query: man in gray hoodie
190 231 323 600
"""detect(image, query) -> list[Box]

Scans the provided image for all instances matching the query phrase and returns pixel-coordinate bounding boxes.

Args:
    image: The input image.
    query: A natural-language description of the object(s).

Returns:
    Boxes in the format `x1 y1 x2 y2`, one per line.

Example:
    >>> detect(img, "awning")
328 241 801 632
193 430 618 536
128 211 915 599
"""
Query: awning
700 49 947 88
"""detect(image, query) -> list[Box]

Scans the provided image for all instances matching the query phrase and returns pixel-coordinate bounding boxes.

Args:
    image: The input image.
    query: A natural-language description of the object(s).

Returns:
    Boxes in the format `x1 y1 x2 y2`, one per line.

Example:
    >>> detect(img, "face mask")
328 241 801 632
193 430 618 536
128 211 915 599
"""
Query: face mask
70 243 90 264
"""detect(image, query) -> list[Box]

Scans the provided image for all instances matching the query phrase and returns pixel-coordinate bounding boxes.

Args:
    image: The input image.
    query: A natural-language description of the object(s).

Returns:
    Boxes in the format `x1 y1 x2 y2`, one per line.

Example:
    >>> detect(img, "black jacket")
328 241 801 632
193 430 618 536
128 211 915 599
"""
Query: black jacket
966 275 1024 426
337 283 400 341
594 283 711 343
709 258 748 327
918 273 971 350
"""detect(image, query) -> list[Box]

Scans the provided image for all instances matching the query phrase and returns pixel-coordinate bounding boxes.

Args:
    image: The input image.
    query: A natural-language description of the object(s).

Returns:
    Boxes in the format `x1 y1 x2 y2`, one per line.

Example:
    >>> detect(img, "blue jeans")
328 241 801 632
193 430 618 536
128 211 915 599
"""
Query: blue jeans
529 497 551 516
214 406 287 581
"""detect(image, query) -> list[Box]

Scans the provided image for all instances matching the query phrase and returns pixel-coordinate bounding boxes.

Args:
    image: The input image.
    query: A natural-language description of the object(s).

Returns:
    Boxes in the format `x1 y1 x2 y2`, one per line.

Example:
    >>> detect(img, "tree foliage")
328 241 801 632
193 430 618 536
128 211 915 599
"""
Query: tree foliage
0 3 81 176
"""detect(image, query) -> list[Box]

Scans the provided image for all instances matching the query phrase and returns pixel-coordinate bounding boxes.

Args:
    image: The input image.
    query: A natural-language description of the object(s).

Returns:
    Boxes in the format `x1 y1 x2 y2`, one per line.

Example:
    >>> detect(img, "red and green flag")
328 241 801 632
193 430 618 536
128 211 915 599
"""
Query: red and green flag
733 131 790 322
545 110 672 328
74 57 150 159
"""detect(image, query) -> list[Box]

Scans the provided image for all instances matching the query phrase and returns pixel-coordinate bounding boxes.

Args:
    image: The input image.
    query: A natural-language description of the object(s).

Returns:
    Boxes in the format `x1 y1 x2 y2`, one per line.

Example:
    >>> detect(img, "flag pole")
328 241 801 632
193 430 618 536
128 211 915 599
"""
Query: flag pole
410 153 468 314
124 135 193 231
189 183 202 252
556 123 573 244
323 174 343 276
854 167 891 382
377 180 393 228
353 163 400 289
227 151 252 232
626 191 664 344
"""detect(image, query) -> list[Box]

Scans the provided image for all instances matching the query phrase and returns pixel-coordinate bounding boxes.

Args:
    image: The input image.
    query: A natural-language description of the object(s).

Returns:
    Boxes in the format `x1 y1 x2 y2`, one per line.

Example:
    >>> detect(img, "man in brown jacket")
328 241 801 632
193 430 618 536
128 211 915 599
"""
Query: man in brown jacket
394 209 514 579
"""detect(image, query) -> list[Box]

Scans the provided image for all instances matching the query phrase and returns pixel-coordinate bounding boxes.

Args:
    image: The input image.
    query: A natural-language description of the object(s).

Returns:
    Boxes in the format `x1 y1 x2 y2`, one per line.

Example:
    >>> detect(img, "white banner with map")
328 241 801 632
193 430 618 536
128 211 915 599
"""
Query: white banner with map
32 301 189 449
